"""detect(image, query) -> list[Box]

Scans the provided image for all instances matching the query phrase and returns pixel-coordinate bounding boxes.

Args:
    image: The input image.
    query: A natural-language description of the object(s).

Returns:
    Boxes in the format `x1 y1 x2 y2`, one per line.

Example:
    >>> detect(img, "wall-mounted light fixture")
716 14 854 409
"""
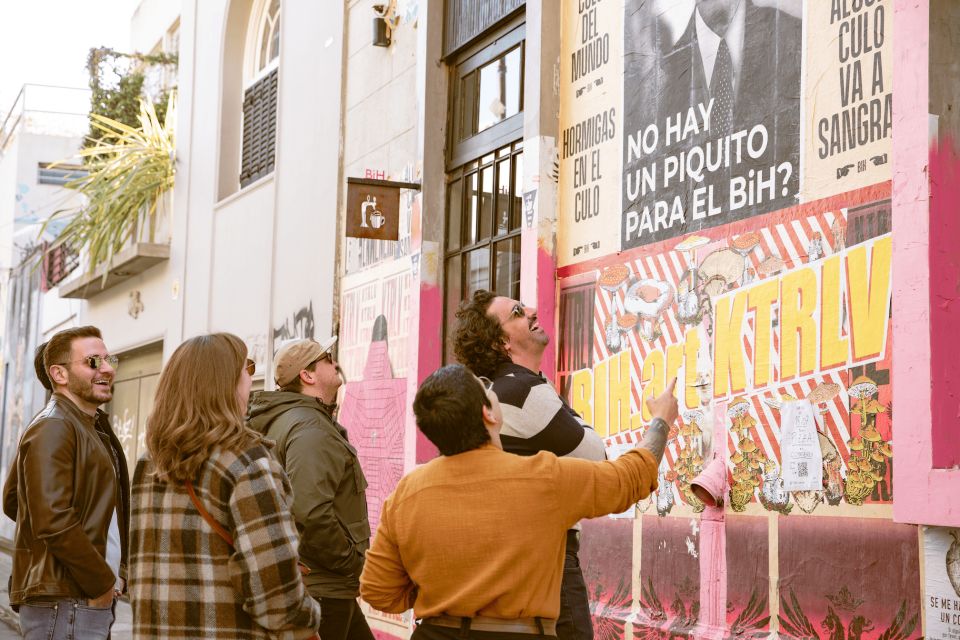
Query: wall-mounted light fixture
373 4 392 47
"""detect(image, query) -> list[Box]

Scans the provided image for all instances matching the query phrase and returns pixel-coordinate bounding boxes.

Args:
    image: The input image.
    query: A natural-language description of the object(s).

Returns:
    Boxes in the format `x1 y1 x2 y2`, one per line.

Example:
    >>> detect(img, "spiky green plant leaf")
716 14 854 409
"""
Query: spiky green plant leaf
42 93 175 277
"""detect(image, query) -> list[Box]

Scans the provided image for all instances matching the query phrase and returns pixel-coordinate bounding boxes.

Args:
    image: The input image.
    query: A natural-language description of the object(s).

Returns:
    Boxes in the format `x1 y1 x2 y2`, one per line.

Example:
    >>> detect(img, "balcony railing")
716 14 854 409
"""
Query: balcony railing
0 84 89 155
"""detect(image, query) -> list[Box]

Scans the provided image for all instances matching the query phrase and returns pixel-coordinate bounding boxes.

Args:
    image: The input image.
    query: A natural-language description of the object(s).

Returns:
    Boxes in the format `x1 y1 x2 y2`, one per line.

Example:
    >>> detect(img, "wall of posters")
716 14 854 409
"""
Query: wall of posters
556 1 911 635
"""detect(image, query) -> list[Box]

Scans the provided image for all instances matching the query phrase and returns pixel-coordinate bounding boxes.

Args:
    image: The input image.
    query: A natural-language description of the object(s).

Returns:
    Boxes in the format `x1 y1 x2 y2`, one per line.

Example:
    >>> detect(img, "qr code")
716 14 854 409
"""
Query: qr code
797 462 809 477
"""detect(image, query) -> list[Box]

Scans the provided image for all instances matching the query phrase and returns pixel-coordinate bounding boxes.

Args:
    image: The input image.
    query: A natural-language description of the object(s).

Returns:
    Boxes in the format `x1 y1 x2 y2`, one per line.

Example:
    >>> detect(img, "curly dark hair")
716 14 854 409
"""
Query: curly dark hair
413 364 491 455
453 289 511 378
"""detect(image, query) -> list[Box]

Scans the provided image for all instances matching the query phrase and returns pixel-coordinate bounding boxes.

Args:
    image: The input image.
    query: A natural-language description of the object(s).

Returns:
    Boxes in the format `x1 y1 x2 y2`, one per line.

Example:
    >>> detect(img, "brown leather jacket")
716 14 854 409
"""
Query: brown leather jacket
2 394 130 605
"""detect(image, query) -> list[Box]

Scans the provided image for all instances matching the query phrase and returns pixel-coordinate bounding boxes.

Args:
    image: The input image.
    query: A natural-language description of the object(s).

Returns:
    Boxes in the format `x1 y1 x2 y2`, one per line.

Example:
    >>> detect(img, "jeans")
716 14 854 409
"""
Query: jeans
316 597 375 640
19 598 115 640
557 531 593 640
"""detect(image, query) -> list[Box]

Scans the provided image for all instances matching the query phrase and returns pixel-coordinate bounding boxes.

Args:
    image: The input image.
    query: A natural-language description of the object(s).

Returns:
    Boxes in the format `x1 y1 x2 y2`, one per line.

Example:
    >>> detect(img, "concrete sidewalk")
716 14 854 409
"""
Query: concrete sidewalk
0 548 132 638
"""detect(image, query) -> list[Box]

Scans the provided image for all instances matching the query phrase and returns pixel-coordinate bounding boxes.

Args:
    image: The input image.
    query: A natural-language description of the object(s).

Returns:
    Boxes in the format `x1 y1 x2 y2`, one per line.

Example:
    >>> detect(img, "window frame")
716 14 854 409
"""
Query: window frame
238 0 281 189
448 23 526 169
442 142 525 364
248 0 281 85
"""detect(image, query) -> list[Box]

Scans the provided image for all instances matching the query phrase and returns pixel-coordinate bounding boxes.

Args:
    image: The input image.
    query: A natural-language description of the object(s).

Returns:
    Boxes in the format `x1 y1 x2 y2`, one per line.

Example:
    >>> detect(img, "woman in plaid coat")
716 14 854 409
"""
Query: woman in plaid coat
128 333 321 639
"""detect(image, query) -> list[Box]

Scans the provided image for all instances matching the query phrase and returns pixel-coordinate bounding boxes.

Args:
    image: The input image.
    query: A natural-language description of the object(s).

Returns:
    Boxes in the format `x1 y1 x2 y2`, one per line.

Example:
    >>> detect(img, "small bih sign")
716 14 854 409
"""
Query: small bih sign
346 177 420 241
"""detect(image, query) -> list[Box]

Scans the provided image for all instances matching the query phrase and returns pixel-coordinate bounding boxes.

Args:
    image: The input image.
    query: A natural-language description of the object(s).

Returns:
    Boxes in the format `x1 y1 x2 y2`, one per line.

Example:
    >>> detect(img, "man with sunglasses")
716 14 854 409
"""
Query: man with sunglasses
453 290 608 640
248 336 374 640
2 326 129 640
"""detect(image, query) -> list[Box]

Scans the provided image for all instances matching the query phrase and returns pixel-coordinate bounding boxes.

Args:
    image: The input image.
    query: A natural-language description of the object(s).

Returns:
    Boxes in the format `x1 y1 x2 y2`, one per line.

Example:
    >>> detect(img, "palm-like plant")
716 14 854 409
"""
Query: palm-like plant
43 92 175 273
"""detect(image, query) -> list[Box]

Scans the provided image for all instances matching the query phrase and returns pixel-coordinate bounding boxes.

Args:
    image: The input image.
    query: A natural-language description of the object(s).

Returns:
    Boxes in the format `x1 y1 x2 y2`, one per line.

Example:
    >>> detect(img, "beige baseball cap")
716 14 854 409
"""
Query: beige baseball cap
274 336 337 387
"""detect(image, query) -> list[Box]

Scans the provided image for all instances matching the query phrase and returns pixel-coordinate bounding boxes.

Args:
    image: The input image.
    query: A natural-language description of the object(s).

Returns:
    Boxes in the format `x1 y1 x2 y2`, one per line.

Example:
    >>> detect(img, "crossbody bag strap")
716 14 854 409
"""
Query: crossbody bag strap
183 480 311 577
184 480 234 548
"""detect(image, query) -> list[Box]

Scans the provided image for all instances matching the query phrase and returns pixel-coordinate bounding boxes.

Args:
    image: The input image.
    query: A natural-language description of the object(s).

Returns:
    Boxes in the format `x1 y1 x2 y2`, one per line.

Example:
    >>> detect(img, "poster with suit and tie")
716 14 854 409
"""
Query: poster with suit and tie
621 0 802 249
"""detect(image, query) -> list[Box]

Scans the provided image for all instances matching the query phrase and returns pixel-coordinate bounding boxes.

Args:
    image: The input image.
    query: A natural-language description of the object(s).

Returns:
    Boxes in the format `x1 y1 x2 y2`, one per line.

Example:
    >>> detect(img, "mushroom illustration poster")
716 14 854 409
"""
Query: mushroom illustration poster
924 526 960 640
802 0 892 201
558 184 893 515
556 181 908 636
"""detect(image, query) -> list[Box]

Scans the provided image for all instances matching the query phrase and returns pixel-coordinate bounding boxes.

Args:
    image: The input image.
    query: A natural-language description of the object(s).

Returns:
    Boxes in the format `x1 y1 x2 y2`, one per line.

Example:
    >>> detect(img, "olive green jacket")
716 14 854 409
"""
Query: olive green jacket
248 391 370 599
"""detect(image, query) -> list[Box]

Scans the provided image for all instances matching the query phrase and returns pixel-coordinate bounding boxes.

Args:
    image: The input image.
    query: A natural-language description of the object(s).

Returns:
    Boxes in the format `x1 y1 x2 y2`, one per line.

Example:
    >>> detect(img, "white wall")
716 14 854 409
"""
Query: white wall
269 0 345 347
168 0 347 376
80 260 174 354
130 0 180 52
0 135 22 271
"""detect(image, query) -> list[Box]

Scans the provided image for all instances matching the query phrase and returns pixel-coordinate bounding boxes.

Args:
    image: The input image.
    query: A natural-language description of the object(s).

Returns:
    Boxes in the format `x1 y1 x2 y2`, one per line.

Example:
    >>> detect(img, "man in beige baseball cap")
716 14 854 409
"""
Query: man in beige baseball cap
272 336 340 394
247 336 374 640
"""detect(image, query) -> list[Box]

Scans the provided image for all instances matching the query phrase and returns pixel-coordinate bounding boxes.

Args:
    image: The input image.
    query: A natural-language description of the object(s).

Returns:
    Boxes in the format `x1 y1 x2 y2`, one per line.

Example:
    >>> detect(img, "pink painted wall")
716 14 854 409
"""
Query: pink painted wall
891 0 960 527
413 280 442 463
928 140 960 468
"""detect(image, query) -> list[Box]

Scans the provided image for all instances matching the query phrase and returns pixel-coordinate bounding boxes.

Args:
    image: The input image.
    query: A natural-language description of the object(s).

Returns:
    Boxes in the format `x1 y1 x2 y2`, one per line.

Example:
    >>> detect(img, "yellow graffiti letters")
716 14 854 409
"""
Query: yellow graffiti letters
846 235 892 361
779 267 819 381
713 292 749 397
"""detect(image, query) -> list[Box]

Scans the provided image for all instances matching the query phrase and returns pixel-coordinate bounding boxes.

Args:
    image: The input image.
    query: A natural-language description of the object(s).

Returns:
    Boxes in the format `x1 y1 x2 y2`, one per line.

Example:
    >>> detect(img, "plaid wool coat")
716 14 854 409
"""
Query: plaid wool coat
129 444 321 639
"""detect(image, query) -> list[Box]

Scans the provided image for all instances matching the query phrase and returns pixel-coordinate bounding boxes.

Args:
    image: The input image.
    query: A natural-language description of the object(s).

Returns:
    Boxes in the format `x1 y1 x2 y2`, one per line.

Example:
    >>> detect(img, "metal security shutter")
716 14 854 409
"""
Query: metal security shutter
240 67 279 188
42 243 79 291
444 0 525 57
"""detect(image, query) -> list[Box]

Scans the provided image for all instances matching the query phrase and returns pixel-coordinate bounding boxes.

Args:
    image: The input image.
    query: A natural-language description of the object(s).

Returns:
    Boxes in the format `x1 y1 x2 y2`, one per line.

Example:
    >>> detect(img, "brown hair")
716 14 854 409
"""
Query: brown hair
34 341 52 392
146 333 262 483
452 290 510 378
43 326 103 387
279 360 319 393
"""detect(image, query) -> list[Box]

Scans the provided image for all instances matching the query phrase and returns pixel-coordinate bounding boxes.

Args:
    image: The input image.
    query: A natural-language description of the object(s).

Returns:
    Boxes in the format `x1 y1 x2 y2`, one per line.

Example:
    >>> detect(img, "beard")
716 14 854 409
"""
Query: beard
67 374 113 407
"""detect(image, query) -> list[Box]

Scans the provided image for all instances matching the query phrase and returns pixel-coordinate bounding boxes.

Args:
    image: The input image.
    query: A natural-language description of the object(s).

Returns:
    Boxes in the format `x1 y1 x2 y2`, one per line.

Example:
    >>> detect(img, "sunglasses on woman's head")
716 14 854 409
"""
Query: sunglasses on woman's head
245 359 256 376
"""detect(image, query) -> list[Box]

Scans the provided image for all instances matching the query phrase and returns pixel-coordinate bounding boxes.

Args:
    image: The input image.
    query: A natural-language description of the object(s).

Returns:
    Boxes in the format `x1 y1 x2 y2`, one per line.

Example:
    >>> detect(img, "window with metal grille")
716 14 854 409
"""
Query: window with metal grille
444 0 525 57
239 67 278 188
42 243 79 291
37 163 87 186
557 283 595 400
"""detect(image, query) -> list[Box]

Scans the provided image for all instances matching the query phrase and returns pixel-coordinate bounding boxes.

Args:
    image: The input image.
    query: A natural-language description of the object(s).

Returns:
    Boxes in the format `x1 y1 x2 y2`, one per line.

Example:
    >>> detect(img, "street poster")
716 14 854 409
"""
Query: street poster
558 0 622 266
924 526 960 640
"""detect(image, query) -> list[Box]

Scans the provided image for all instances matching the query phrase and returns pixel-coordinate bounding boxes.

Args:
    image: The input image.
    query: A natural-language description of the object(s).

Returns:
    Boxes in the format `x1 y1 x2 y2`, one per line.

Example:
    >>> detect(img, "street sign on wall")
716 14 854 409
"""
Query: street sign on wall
345 177 420 241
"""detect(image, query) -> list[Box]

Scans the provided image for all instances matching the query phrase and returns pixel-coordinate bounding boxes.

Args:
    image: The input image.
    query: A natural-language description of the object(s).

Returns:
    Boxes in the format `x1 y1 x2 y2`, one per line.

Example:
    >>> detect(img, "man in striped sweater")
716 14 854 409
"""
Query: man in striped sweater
453 290 609 640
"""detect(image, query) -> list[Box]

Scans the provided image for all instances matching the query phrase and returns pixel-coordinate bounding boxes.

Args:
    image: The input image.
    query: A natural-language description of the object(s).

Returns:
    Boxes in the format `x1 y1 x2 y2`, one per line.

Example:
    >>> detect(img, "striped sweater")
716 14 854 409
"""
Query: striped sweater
491 362 606 462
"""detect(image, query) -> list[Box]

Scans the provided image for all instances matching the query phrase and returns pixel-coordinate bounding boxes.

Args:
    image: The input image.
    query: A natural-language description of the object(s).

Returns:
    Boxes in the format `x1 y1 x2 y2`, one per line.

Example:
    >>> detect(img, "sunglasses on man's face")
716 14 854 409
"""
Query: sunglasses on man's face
245 359 256 376
478 376 494 392
310 352 333 368
58 355 120 370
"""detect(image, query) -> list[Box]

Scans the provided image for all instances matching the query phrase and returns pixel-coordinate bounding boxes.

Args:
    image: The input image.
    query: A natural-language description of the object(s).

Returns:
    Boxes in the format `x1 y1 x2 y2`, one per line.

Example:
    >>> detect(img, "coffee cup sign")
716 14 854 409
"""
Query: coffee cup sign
361 196 385 229
345 178 419 241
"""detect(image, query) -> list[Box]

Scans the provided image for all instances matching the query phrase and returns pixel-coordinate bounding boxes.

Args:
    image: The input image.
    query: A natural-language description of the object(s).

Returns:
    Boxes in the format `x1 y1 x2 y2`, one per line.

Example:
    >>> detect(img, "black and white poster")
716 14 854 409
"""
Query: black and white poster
622 0 801 248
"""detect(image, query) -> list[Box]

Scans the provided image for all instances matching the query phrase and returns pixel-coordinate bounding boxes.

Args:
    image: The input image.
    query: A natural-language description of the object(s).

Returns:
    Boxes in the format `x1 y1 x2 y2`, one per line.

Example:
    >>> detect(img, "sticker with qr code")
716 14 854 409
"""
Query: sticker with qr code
781 400 822 491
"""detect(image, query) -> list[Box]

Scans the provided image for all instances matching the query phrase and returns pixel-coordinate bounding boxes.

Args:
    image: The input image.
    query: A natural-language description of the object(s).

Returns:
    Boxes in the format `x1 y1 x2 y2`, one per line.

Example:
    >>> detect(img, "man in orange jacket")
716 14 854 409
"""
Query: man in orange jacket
361 364 678 639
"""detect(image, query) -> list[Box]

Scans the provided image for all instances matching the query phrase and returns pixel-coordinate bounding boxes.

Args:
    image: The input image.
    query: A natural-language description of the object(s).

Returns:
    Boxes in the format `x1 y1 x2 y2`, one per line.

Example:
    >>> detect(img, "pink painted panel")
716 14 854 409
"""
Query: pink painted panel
891 0 960 527
778 517 921 638
415 281 442 463
928 139 960 468
579 518 632 640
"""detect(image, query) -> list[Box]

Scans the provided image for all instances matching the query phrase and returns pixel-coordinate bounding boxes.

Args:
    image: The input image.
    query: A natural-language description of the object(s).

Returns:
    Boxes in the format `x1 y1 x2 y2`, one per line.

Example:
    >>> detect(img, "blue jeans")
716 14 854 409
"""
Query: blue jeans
19 598 115 640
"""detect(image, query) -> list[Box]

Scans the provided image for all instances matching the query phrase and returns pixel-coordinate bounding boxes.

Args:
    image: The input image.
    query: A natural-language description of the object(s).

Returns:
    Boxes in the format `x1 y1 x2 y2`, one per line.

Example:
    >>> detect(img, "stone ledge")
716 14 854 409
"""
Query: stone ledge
58 243 170 299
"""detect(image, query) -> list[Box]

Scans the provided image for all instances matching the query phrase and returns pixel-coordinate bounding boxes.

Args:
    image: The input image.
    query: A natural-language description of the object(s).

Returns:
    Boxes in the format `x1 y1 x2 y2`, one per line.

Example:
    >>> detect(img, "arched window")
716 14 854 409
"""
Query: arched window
253 0 280 78
240 0 281 188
